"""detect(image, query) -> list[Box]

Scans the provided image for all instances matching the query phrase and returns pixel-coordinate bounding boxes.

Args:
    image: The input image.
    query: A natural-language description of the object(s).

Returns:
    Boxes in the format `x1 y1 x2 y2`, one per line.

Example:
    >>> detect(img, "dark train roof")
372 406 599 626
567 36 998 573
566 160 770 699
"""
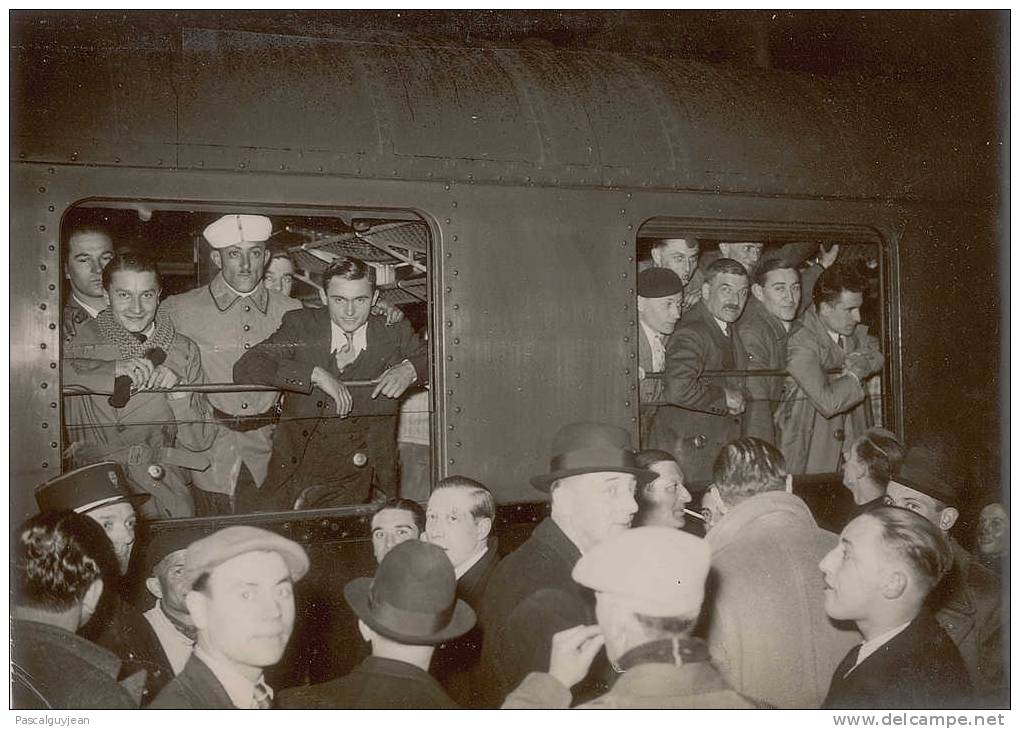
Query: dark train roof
11 25 997 205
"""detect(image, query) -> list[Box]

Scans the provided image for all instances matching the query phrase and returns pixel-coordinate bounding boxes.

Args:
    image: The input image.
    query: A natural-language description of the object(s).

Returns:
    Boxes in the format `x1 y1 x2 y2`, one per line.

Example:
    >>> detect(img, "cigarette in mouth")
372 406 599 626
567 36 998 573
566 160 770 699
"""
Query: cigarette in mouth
683 508 707 522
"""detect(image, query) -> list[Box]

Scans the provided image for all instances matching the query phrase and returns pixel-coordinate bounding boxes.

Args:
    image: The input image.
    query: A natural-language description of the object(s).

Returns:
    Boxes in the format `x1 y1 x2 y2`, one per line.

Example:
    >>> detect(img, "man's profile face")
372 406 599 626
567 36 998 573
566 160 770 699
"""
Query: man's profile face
107 269 161 333
719 242 764 275
819 515 888 622
818 290 863 337
189 551 296 677
556 472 638 549
426 488 488 569
702 272 749 323
754 267 801 322
211 241 266 294
66 232 115 300
639 460 691 528
637 293 683 337
370 508 421 563
86 501 137 574
327 276 378 333
651 239 699 285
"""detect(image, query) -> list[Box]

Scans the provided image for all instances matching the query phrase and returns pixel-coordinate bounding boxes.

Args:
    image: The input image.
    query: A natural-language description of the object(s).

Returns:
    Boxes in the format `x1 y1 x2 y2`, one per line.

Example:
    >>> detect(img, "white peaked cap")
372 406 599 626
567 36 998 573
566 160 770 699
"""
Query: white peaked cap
203 214 272 249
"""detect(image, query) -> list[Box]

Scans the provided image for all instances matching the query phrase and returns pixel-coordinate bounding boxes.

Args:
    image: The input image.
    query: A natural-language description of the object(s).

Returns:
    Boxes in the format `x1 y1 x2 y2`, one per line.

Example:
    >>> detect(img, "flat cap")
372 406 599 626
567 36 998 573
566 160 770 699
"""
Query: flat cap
638 267 684 299
890 447 957 507
572 526 710 617
184 526 309 590
203 214 272 249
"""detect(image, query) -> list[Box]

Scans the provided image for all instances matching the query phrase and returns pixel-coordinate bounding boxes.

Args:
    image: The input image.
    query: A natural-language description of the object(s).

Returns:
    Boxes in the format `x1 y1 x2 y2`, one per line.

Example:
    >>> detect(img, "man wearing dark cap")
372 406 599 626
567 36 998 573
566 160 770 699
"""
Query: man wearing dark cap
649 257 749 482
478 422 653 706
149 526 309 709
279 540 474 709
141 531 199 676
637 267 684 444
884 448 1004 705
503 527 755 709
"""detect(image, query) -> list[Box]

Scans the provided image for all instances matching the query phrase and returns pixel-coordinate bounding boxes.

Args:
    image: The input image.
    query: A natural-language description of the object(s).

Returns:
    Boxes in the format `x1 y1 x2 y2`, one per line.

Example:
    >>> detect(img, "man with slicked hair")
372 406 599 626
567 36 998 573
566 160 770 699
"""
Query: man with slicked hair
840 428 904 525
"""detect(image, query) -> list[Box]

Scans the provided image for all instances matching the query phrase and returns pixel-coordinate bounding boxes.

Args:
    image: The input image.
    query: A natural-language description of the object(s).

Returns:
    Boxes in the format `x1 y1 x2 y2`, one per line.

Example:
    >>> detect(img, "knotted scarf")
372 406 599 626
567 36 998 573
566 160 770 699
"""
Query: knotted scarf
95 308 176 359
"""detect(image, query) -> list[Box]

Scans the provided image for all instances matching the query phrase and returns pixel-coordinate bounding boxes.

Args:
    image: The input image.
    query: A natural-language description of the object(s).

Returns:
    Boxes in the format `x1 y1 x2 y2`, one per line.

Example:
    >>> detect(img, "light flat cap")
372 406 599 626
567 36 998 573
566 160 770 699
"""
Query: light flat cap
203 214 272 249
572 526 710 617
184 525 309 589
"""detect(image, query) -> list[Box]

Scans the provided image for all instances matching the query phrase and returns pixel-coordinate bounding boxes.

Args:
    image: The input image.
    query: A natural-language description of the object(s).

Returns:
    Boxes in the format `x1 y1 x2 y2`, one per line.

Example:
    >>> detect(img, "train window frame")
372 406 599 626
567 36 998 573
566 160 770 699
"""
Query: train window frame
634 217 898 484
58 199 437 524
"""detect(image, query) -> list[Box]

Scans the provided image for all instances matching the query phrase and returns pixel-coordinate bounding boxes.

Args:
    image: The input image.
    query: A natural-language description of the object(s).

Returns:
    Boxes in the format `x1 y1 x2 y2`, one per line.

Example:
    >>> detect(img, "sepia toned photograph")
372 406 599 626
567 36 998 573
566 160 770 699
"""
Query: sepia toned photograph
9 9 1008 714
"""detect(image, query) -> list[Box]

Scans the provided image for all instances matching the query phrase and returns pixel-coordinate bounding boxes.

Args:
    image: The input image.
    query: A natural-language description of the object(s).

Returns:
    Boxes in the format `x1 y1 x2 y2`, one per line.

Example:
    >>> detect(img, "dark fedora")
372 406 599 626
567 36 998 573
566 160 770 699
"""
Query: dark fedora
35 461 150 515
344 540 475 646
530 422 657 493
890 447 957 507
142 528 198 577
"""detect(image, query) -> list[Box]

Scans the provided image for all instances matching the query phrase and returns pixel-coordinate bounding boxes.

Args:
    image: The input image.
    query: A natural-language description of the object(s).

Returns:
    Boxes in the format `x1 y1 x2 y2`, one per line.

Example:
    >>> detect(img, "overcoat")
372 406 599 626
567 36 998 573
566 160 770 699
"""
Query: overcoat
148 654 237 709
737 297 789 444
648 300 745 482
637 324 666 445
233 307 427 510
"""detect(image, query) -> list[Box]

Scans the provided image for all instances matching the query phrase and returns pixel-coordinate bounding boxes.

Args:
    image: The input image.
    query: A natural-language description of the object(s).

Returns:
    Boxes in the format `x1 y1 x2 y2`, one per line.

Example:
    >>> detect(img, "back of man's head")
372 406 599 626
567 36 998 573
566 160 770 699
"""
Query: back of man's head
855 428 906 490
713 437 788 505
433 475 496 521
868 506 953 598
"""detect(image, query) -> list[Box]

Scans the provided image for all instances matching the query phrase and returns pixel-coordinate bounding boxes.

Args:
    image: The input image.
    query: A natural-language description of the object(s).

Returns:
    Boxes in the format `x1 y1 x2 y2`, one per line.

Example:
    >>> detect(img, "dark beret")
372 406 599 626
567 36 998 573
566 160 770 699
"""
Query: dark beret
638 267 683 298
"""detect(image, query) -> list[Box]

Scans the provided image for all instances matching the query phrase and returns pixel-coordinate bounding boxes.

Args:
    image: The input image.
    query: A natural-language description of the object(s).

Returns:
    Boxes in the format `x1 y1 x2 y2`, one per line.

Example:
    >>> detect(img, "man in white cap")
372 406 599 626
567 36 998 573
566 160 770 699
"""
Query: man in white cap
163 214 302 507
502 527 755 709
148 525 309 709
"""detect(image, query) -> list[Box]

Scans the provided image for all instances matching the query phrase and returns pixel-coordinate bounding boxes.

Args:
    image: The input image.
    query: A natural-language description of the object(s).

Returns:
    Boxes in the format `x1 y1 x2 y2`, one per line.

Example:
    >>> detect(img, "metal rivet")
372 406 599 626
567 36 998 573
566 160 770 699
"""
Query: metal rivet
619 209 626 215
40 342 47 349
626 193 633 199
622 272 628 279
38 187 46 193
446 320 453 328
454 406 462 413
48 284 55 290
447 390 454 396
623 304 629 311
631 417 637 423
47 205 55 212
50 442 57 448
49 401 57 408
452 304 459 310
623 336 630 343
445 287 452 293
448 424 455 430
454 372 461 379
48 323 55 330
48 245 55 251
630 384 637 391
629 352 636 359
115 157 121 163
47 168 54 174
39 303 46 310
444 184 451 191
451 201 457 208
453 338 460 344
40 382 48 389
452 235 458 242
49 363 56 370
238 162 245 169
449 458 456 464
447 355 453 361
624 368 631 375
455 441 462 447
444 218 451 224
452 270 459 276
41 422 49 429
624 400 631 407
40 264 47 271
446 252 453 259
41 461 49 468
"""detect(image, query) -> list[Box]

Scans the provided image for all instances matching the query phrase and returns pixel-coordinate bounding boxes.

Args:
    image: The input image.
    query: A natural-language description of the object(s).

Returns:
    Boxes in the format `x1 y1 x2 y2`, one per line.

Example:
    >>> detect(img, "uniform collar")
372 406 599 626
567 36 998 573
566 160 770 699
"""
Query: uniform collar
617 637 709 672
209 273 269 314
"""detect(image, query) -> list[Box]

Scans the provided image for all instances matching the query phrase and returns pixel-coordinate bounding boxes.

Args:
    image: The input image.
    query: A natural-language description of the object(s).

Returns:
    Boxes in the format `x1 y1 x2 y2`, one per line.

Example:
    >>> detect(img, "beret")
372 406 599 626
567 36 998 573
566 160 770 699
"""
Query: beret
184 526 309 589
637 267 684 299
203 214 272 249
572 526 710 617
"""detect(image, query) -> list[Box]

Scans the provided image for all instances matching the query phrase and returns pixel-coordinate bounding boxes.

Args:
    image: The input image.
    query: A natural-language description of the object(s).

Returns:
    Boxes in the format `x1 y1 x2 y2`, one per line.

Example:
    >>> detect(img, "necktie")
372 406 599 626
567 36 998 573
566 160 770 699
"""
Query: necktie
334 331 357 372
253 681 273 710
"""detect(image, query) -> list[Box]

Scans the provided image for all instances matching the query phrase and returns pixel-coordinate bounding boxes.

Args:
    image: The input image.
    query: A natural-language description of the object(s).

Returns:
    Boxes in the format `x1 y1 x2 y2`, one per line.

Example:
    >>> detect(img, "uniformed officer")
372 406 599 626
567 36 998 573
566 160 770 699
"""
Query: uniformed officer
149 526 309 709
163 215 302 504
502 527 755 709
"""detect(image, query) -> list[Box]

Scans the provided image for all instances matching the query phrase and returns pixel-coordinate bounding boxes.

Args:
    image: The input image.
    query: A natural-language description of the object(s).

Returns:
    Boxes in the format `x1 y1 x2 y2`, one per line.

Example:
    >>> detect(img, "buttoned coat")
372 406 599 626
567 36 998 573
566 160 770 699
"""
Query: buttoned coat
737 297 789 444
648 301 746 482
233 306 428 510
775 307 877 474
823 610 972 710
638 324 667 446
148 654 237 709
701 490 861 708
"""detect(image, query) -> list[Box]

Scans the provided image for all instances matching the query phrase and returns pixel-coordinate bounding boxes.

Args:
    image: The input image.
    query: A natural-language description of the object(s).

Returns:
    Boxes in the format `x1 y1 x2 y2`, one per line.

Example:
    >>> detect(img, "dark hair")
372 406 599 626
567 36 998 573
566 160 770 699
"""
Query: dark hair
101 249 162 291
814 264 867 308
372 498 426 533
713 437 787 503
650 236 699 253
753 256 800 288
322 256 375 292
854 428 906 489
266 243 295 268
866 506 953 594
703 257 749 284
15 510 108 612
635 449 677 470
433 475 496 521
634 614 695 638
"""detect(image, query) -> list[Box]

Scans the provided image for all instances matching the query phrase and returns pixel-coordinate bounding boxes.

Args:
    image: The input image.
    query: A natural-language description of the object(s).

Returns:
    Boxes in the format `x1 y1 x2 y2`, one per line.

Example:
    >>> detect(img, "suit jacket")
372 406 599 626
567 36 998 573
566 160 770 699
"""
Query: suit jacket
823 610 972 710
648 301 745 482
737 297 789 444
12 619 142 710
776 307 877 474
478 518 608 707
148 654 237 709
233 307 427 510
277 656 458 709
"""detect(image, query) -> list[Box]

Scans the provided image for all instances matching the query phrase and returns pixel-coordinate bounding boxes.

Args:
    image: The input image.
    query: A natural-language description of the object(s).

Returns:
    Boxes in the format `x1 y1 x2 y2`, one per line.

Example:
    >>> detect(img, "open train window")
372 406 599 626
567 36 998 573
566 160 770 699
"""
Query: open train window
634 220 892 488
59 202 433 521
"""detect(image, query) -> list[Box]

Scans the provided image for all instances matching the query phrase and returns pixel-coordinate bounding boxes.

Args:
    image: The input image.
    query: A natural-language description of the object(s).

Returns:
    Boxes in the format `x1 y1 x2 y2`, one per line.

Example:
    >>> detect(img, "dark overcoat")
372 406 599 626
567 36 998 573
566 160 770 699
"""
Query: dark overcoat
233 307 427 510
822 609 972 710
148 654 236 709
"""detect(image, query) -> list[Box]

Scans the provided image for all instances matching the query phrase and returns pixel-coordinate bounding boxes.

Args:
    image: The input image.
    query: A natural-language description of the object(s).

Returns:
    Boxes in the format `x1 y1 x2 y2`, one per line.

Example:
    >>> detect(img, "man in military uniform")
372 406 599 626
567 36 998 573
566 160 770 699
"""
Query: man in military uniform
163 215 302 506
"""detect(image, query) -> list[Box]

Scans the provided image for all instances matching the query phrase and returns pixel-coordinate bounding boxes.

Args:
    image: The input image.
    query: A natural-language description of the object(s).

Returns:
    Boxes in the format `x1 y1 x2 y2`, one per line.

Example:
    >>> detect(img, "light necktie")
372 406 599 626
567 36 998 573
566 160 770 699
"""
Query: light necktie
334 331 357 372
253 681 273 710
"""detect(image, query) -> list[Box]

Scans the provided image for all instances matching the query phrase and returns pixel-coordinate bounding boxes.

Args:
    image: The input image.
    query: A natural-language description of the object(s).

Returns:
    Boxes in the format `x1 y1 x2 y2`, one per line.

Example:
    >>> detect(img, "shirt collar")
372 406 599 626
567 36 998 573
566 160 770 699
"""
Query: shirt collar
330 320 368 354
194 647 271 709
640 320 666 345
209 273 269 314
454 544 489 580
72 293 105 319
712 315 730 336
827 329 841 345
854 620 912 669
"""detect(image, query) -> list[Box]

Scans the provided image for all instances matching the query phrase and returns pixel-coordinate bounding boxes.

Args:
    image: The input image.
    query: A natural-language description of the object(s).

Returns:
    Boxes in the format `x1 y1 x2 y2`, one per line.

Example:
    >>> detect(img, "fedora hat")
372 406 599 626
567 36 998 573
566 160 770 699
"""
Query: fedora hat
890 447 957 507
35 462 150 515
530 422 657 493
344 540 475 646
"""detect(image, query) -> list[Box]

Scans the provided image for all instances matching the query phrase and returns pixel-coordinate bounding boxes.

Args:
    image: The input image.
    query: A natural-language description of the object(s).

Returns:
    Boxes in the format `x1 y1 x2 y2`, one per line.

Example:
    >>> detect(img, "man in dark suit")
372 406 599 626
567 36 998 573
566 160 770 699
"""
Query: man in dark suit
233 256 427 511
424 475 501 706
649 258 749 483
149 526 309 709
278 540 474 709
478 422 655 706
636 267 683 445
819 506 972 709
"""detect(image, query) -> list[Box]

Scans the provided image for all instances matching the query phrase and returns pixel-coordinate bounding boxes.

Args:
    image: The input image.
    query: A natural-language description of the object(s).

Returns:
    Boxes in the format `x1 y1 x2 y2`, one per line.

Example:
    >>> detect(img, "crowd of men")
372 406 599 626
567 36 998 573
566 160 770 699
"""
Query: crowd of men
12 418 1006 709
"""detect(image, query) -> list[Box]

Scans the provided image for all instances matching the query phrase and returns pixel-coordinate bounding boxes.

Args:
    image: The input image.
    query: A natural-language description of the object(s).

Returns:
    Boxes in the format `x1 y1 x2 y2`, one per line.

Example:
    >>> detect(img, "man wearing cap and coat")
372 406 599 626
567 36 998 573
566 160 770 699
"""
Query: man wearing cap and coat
637 268 684 445
478 422 653 706
164 214 303 506
148 526 309 709
503 527 757 709
279 540 474 709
